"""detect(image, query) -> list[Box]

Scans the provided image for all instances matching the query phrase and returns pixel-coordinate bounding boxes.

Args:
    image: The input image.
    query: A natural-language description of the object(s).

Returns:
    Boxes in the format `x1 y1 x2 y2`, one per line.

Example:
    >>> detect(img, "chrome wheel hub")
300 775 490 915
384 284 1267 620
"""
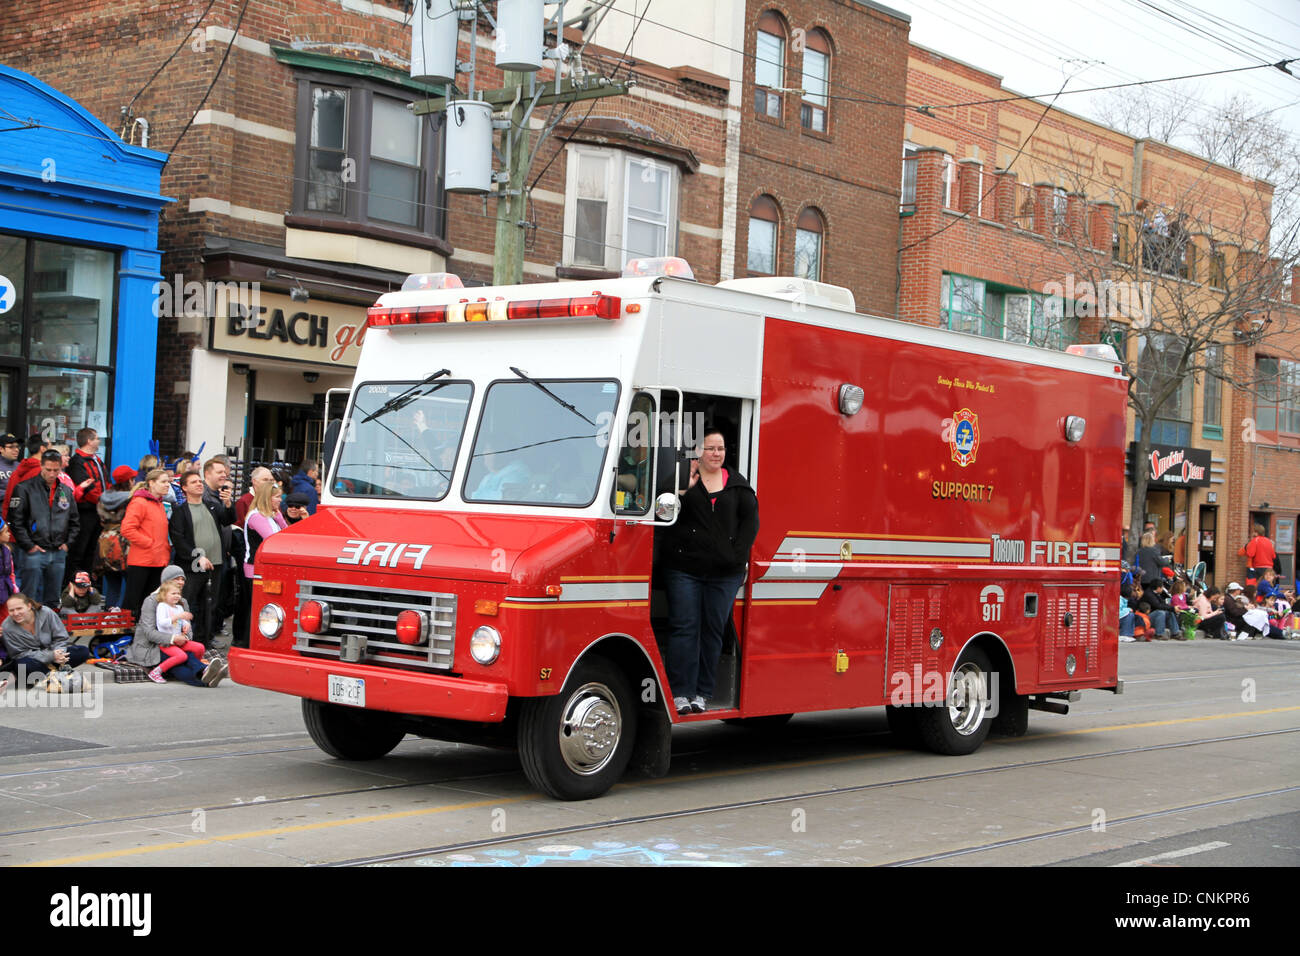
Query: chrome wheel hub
558 682 622 775
947 662 989 736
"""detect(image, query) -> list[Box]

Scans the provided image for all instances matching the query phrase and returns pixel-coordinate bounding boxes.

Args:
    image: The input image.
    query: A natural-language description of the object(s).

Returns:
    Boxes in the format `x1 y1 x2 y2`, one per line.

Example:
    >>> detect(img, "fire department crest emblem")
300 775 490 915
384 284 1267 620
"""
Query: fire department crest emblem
950 408 980 467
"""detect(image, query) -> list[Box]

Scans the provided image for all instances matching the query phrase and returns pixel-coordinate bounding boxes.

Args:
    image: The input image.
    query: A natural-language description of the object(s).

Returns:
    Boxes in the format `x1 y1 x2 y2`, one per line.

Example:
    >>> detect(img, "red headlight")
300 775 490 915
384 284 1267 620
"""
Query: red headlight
395 609 428 645
300 600 330 634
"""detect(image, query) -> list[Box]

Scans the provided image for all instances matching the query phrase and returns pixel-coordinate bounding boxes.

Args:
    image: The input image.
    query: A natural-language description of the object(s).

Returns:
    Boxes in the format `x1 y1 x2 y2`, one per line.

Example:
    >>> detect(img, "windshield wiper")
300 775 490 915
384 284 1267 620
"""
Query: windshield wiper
360 369 451 423
509 366 597 427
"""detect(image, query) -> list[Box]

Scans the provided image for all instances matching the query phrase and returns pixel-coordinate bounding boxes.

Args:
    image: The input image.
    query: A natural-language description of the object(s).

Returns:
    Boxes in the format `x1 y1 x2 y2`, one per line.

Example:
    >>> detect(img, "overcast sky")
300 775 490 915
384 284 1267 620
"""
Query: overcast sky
887 0 1300 141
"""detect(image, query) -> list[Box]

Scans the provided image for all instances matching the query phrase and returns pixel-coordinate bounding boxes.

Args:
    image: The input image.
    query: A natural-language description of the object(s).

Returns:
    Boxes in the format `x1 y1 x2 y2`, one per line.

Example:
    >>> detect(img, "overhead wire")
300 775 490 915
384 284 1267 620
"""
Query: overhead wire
165 0 252 160
122 0 221 121
1 2 1291 264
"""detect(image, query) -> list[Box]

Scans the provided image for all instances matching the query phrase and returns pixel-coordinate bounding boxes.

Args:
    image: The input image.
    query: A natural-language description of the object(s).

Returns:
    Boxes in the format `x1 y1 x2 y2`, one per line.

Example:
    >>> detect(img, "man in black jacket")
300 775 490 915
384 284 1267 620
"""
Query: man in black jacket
9 450 79 607
169 471 226 647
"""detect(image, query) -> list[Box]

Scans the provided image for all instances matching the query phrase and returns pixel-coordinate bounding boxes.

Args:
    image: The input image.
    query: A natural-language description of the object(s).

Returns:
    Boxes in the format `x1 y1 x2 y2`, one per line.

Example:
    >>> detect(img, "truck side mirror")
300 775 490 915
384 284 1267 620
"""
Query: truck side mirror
655 445 686 498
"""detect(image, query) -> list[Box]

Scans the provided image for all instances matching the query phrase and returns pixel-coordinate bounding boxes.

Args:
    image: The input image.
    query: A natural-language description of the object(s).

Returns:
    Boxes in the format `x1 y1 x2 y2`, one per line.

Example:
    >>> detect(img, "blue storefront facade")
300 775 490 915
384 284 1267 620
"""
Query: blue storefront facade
0 65 170 469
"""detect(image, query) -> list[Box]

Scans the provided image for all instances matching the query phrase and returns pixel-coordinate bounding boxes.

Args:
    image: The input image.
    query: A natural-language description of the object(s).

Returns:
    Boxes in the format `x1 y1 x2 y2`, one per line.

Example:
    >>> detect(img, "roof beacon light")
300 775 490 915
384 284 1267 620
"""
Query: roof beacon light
1066 343 1119 362
369 294 623 327
401 272 465 292
623 256 695 280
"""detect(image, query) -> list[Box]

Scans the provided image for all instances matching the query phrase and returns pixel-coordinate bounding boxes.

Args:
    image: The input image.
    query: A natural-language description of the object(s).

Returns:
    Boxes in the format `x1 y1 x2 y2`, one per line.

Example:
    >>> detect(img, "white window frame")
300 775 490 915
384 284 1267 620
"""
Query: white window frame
563 145 679 272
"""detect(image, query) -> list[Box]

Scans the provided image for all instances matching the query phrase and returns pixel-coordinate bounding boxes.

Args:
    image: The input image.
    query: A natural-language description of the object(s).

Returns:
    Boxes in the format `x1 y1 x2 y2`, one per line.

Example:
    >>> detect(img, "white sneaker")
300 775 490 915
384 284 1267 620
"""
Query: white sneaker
674 696 692 715
202 658 229 687
690 695 707 714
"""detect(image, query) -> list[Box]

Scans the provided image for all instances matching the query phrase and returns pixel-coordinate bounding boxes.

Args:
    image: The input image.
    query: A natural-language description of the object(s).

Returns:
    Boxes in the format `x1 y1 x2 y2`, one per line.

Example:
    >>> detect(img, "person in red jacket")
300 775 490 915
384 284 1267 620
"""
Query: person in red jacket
1239 524 1276 586
65 427 107 585
121 468 173 617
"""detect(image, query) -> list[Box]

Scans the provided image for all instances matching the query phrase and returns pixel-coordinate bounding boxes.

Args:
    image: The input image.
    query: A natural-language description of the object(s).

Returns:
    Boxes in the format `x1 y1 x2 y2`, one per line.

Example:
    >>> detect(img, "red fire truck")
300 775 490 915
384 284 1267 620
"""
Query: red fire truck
229 259 1127 799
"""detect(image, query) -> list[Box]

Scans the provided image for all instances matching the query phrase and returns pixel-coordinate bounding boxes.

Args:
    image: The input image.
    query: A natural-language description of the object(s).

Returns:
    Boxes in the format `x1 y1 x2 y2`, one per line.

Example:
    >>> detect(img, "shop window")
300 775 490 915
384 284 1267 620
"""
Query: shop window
563 145 679 272
794 207 824 281
939 273 1076 350
754 12 786 120
293 75 444 237
31 241 114 367
0 235 116 448
1135 332 1194 446
799 29 831 133
1255 355 1300 442
747 195 780 275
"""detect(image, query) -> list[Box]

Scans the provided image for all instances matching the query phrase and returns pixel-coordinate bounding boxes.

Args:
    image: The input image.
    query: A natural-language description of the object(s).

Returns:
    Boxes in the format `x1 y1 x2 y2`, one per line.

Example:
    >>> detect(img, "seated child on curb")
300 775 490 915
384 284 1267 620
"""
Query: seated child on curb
148 578 205 683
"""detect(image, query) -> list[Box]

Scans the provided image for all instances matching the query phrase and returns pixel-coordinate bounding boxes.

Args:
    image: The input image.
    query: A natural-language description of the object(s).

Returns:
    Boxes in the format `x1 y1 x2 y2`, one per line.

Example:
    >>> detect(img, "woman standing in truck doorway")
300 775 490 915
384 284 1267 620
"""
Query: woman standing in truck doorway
660 426 759 715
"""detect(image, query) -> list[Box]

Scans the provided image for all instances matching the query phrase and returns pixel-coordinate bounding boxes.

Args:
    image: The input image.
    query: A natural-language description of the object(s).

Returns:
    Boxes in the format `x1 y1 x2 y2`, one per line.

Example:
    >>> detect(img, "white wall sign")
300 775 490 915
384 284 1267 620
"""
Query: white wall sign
0 275 15 314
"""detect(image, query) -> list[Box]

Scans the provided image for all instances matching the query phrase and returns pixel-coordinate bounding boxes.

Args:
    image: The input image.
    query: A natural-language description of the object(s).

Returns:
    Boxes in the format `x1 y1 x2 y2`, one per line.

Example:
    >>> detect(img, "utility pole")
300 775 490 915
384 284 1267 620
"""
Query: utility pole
494 70 531 286
413 70 629 285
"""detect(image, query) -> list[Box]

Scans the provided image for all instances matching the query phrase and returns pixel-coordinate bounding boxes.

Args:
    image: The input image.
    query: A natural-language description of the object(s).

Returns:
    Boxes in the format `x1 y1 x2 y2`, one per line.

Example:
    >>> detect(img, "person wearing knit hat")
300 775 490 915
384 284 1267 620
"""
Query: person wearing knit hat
124 564 229 687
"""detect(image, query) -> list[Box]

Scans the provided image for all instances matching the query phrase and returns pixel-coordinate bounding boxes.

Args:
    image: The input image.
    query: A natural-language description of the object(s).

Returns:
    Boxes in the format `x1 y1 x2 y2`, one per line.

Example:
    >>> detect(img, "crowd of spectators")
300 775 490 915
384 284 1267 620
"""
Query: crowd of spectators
0 431 320 689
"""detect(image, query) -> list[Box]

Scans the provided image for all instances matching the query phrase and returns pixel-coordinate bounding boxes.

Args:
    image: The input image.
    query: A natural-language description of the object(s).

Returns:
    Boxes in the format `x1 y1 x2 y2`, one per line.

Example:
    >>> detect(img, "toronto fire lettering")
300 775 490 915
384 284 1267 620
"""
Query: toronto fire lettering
991 535 1090 565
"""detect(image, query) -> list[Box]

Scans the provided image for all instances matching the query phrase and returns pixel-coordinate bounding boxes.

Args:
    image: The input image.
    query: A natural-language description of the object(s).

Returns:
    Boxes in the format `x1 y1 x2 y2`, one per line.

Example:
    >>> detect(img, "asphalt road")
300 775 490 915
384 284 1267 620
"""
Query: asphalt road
0 638 1296 869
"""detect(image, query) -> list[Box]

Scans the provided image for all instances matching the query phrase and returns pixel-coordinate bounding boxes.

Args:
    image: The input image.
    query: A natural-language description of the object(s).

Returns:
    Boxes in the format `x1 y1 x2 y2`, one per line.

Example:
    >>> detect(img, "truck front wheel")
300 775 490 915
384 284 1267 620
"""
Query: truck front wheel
302 698 406 760
917 647 994 755
518 657 637 800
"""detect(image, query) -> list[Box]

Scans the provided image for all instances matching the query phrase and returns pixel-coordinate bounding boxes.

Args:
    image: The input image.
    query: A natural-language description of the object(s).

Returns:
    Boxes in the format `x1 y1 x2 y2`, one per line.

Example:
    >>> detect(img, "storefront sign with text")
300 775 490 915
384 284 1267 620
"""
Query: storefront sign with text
1130 442 1212 488
209 291 368 368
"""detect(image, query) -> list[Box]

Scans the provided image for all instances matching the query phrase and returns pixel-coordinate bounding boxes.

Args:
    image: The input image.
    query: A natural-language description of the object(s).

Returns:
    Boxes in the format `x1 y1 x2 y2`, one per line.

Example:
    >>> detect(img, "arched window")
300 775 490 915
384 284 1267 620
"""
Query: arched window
800 29 831 132
754 12 786 119
747 195 780 274
794 207 824 280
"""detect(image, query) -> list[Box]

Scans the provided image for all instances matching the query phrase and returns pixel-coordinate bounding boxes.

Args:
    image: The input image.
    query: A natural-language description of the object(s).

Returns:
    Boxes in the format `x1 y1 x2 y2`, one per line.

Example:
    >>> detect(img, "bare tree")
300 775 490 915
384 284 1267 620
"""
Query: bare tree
1090 88 1300 258
1036 180 1300 552
1091 81 1204 144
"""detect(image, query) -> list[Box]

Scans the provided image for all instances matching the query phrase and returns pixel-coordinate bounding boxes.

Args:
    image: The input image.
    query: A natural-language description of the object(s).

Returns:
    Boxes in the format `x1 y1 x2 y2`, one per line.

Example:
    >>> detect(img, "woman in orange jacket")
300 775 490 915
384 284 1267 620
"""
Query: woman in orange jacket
122 468 173 617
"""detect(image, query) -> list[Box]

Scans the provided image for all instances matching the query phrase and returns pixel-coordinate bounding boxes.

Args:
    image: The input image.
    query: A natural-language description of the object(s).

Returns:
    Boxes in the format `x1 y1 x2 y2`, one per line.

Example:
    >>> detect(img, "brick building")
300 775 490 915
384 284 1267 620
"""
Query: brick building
735 0 910 316
898 44 1300 586
0 0 729 468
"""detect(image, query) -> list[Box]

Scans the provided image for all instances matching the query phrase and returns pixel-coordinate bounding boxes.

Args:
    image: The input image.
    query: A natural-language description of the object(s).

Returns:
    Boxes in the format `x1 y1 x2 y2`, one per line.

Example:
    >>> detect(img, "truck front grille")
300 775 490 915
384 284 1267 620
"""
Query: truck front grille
294 580 457 671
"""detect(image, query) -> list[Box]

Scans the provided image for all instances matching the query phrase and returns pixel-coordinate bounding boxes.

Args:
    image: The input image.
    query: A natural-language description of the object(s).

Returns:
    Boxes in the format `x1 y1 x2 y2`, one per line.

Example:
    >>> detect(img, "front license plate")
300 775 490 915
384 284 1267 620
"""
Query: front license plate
328 675 365 708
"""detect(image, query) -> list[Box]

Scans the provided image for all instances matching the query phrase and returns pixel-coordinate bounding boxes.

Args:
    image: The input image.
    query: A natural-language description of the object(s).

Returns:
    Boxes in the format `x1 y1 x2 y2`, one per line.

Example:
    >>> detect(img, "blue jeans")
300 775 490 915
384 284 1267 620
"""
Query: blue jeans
1149 609 1175 635
18 548 67 607
102 571 127 610
663 567 746 701
1119 613 1134 637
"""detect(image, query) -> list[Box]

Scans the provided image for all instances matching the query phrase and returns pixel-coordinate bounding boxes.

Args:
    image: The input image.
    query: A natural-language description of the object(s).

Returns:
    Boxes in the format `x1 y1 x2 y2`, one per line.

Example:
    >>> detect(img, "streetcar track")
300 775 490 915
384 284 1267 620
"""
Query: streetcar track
1 700 1296 844
888 786 1300 865
320 727 1300 866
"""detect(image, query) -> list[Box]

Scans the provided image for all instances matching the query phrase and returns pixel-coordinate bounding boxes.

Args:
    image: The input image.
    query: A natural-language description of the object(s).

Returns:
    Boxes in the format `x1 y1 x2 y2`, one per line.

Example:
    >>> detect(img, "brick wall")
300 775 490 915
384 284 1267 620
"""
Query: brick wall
738 0 910 317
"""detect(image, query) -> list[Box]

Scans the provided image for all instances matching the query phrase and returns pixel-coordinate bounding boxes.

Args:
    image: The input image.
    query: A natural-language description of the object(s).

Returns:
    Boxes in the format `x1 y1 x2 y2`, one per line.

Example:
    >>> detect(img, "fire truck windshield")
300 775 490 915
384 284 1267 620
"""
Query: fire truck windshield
463 379 620 506
332 380 473 501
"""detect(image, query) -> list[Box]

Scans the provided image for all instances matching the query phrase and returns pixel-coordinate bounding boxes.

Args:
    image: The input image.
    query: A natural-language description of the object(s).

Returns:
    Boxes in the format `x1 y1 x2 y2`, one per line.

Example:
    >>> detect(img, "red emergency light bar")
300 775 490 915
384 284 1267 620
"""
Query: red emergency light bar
367 294 622 328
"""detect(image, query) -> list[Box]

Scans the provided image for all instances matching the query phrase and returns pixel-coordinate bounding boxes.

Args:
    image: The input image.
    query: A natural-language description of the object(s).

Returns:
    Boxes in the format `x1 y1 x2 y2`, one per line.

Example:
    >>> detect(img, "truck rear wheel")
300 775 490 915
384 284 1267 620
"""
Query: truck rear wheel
917 647 994 755
302 698 406 760
518 657 636 800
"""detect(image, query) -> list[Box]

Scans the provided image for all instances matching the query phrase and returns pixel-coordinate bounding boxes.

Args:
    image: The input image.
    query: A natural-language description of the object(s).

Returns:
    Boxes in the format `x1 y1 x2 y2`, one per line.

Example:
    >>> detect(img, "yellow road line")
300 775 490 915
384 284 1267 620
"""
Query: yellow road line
24 795 534 867
20 706 1300 866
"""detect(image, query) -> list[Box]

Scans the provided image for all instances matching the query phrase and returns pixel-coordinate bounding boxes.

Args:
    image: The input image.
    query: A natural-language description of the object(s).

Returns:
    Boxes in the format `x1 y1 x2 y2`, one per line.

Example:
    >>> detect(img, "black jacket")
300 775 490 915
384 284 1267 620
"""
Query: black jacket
9 474 79 551
659 469 759 576
169 495 231 569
